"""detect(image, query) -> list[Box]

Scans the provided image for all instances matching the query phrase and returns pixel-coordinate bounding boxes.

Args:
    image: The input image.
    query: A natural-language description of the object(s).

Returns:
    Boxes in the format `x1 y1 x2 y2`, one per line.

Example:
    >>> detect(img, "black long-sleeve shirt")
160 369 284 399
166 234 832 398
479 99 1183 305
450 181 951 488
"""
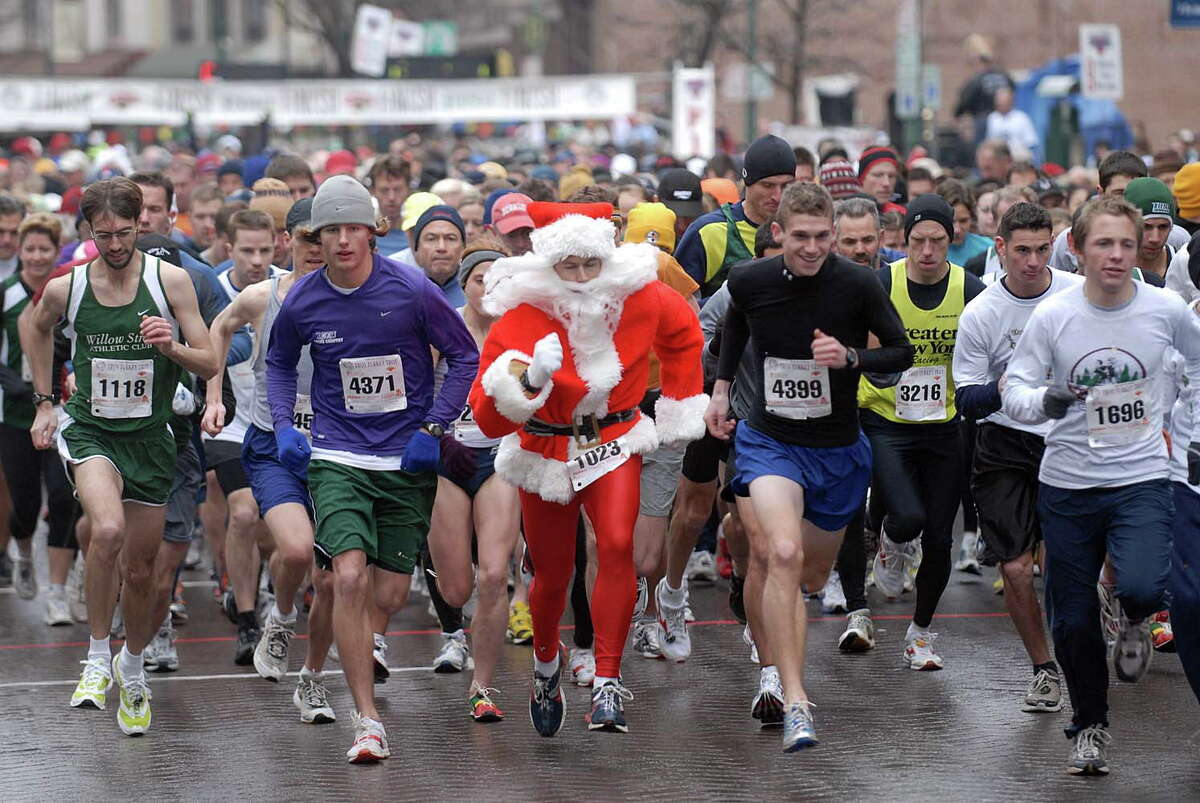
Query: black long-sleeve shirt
718 253 913 447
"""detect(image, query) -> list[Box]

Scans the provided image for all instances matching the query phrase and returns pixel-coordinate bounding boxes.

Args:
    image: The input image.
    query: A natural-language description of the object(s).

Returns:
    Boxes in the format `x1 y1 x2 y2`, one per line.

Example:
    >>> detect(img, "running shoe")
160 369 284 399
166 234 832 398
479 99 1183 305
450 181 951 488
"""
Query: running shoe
44 588 73 626
68 555 87 623
144 619 179 673
347 712 389 763
112 655 152 736
1150 610 1176 653
955 530 982 574
838 609 876 652
1021 667 1063 712
569 646 596 687
234 623 261 666
506 601 534 645
469 686 504 723
728 574 747 624
169 580 189 625
587 679 632 733
716 534 734 580
1067 724 1111 776
13 556 36 600
632 577 648 621
686 550 718 583
993 577 1005 595
70 657 112 710
632 620 662 659
655 578 691 662
751 667 784 728
820 570 848 614
903 541 922 593
293 669 336 724
254 611 295 681
872 532 908 599
184 536 203 570
743 624 759 664
782 701 818 752
529 661 566 737
373 634 390 683
1113 618 1153 683
0 552 12 587
110 603 125 639
1097 580 1121 650
903 630 944 671
433 630 473 673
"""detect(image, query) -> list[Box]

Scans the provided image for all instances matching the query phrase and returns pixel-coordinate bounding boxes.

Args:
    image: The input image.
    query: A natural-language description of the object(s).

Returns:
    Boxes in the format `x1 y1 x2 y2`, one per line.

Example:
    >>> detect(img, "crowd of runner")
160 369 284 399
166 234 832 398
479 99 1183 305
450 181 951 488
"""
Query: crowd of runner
0 125 1198 775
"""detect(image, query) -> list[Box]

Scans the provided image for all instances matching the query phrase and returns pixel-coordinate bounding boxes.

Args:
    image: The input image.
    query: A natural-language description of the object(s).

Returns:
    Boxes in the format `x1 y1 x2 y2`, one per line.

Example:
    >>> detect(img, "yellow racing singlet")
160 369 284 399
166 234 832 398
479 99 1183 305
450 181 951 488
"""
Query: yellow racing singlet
858 259 965 424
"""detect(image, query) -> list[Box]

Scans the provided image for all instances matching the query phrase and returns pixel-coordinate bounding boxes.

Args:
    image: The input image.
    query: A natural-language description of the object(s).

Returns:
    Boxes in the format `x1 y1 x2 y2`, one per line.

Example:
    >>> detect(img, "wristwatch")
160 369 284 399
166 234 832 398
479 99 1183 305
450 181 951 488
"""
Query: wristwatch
32 392 59 408
845 347 859 370
421 422 446 438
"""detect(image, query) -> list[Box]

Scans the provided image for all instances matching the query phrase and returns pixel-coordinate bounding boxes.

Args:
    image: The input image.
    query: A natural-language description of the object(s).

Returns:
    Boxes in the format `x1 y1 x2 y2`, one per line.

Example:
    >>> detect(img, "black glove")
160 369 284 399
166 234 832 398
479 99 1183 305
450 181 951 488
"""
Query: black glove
0 365 31 401
439 434 477 483
1188 441 1200 486
1042 385 1076 419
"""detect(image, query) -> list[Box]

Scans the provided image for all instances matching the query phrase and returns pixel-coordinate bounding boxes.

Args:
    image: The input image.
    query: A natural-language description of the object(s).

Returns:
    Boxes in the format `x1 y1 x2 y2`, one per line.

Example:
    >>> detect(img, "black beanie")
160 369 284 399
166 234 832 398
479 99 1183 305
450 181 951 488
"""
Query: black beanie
904 194 955 243
741 135 797 186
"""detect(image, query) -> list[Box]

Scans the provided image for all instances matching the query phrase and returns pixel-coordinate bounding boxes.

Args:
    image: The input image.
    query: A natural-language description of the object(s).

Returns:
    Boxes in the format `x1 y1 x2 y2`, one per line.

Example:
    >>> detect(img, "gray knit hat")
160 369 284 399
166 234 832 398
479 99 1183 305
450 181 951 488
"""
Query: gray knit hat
310 175 376 232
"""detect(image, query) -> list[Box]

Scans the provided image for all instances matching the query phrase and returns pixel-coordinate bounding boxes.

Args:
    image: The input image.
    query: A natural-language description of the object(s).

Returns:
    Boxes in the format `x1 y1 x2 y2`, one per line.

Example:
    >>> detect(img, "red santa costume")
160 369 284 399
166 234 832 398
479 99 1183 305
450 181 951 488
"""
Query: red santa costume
468 202 706 722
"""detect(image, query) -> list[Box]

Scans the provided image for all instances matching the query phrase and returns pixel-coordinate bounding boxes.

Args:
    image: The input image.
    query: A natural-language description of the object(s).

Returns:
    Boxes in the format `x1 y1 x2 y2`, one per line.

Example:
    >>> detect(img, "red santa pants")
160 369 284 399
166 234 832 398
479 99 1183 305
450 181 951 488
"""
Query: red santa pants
519 455 642 679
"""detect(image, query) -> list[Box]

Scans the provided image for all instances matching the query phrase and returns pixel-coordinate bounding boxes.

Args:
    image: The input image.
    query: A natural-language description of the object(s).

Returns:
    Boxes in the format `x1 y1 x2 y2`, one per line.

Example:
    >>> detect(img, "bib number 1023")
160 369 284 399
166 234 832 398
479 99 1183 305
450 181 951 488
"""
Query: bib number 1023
568 437 630 491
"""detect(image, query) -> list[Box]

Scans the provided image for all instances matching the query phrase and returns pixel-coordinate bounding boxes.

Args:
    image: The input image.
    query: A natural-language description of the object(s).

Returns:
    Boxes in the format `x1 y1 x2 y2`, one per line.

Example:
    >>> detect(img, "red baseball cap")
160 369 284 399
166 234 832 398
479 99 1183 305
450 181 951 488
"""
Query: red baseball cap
491 193 534 234
325 149 357 176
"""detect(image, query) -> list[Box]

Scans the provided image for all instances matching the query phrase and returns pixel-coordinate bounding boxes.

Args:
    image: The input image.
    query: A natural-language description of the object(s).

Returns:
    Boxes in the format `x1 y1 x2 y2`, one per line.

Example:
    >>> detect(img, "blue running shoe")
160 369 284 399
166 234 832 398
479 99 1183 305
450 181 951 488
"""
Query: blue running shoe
782 701 818 752
529 662 566 737
587 679 632 733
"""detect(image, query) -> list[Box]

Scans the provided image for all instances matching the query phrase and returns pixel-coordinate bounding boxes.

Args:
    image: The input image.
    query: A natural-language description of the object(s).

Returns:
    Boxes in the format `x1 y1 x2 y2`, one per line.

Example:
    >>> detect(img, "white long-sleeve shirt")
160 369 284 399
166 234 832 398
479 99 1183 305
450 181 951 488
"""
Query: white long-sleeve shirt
953 270 1082 436
1002 282 1200 489
984 109 1040 157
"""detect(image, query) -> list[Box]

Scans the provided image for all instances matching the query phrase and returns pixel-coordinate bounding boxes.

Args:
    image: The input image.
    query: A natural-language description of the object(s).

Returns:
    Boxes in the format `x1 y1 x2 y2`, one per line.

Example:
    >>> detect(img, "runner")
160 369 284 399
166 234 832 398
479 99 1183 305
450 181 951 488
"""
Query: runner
706 181 913 751
203 197 337 722
425 238 524 722
468 200 705 736
1002 195 1200 775
265 175 478 762
25 177 219 736
862 194 986 670
952 202 1082 712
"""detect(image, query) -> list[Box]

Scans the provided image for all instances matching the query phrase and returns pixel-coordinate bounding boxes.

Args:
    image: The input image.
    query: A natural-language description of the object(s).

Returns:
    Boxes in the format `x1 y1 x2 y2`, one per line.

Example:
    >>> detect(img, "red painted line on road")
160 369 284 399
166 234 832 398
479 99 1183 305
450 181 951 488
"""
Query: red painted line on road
0 611 1009 653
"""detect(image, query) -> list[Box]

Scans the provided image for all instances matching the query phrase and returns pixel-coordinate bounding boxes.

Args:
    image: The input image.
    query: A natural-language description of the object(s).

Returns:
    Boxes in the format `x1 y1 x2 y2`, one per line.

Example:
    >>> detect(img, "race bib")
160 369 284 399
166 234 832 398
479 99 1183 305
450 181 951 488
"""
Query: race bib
1086 378 1153 448
453 404 492 448
291 394 313 438
339 354 407 414
91 358 153 419
763 357 831 420
895 366 947 421
569 437 630 492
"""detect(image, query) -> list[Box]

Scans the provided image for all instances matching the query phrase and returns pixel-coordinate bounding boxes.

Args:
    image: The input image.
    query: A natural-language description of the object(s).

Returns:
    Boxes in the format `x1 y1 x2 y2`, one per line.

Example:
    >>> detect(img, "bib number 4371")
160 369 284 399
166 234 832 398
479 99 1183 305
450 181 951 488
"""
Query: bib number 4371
339 354 407 414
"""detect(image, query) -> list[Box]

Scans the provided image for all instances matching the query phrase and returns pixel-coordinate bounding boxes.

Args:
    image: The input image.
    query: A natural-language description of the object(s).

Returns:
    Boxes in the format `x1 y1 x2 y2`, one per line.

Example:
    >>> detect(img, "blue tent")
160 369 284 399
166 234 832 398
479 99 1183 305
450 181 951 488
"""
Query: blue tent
1014 55 1132 161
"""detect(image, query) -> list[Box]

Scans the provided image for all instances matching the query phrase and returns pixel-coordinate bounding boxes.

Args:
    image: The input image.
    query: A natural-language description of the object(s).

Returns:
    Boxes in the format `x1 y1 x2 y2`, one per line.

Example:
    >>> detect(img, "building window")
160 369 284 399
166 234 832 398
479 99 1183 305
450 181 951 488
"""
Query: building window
172 0 195 43
243 0 266 43
106 0 123 43
210 0 229 42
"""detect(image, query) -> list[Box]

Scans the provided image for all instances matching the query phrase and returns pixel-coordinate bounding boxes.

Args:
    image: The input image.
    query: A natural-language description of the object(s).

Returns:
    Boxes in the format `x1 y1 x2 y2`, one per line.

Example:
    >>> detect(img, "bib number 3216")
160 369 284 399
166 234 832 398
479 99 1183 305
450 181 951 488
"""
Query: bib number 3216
1086 378 1152 448
894 366 947 421
568 437 630 492
339 354 407 414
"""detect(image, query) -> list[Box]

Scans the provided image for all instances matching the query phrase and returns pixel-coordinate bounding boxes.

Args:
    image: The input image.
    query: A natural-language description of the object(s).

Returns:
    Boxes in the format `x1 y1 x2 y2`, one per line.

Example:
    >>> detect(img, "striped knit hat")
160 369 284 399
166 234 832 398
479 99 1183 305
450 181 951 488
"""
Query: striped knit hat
819 159 862 200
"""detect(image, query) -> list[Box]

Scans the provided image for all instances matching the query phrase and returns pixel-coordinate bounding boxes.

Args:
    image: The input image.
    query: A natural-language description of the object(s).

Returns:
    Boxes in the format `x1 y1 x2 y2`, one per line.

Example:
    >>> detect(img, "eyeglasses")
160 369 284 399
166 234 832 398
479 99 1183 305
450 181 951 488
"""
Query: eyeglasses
92 228 136 244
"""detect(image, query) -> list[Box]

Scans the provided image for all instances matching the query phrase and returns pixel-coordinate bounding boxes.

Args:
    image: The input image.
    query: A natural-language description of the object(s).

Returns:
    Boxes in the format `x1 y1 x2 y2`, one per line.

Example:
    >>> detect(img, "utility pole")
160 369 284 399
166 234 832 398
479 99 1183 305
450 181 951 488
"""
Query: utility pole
744 0 757 145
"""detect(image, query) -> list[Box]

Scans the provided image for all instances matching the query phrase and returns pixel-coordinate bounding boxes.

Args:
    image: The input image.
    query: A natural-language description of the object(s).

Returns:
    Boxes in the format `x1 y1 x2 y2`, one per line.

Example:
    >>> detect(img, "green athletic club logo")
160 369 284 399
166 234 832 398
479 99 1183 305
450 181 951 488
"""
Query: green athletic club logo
1069 347 1147 396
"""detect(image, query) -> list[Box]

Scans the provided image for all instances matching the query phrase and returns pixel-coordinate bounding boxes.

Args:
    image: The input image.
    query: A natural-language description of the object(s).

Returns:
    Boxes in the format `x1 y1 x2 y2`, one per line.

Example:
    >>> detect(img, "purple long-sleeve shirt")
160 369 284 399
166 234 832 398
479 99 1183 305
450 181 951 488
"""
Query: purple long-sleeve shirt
266 254 479 457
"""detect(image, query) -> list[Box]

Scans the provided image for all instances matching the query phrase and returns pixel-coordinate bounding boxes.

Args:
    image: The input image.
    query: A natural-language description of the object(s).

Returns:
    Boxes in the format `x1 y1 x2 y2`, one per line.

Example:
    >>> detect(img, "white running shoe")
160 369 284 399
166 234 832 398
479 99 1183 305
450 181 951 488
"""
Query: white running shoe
1113 618 1153 683
655 578 691 662
294 669 336 724
144 618 179 673
67 555 88 623
1097 581 1121 651
838 609 876 652
13 556 36 600
372 634 389 683
631 620 662 659
685 550 718 583
632 576 648 621
569 646 596 687
347 712 389 763
903 541 922 593
254 611 295 682
873 532 908 599
903 629 944 671
955 531 982 574
743 624 759 664
1022 667 1063 712
44 588 73 626
432 630 473 673
751 666 784 728
820 570 848 614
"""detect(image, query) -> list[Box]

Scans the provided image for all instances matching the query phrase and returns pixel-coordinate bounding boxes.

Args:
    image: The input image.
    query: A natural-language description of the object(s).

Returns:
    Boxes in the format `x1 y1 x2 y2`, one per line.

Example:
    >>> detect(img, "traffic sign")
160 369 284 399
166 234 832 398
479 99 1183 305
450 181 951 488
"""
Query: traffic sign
423 21 458 57
1171 0 1200 27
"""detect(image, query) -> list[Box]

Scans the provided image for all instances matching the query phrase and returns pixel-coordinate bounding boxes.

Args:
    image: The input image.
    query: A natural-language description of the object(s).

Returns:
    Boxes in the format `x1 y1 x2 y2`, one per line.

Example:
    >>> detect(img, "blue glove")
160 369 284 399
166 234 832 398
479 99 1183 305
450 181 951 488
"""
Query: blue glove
275 426 312 478
401 429 440 474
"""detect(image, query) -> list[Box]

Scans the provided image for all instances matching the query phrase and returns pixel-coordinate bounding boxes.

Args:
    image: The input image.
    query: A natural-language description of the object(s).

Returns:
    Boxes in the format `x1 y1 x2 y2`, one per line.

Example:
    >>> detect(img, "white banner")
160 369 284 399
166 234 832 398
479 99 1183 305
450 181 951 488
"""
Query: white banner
0 76 638 131
1080 24 1123 100
351 4 393 78
672 64 715 159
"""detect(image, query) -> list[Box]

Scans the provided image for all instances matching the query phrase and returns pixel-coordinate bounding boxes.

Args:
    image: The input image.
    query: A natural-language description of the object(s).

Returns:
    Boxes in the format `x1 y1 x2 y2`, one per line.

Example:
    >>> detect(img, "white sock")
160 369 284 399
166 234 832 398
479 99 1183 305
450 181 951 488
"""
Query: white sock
906 622 928 641
659 578 687 608
271 602 297 624
534 653 560 676
88 636 110 661
592 675 619 690
118 645 142 678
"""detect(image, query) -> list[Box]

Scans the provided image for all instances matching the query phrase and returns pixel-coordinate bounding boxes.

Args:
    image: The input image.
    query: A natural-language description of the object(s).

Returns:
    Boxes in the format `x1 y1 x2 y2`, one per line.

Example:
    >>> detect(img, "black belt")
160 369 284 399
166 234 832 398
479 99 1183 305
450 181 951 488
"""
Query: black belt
524 409 638 447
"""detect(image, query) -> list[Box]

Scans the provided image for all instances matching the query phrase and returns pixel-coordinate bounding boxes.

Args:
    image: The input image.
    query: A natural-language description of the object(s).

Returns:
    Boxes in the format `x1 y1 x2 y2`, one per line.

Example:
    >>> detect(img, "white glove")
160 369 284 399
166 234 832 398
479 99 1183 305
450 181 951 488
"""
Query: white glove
172 382 197 416
526 333 563 388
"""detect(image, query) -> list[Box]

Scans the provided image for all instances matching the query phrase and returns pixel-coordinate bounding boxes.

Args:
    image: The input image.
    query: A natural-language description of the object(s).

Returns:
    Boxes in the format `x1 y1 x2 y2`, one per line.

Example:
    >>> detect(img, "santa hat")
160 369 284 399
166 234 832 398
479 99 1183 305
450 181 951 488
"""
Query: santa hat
528 201 616 265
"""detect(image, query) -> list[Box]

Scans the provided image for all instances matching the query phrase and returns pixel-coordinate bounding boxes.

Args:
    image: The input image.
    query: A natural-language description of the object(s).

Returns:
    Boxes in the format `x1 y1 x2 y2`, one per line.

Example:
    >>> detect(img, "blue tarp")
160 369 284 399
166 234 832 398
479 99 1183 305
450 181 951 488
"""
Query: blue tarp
1014 55 1132 161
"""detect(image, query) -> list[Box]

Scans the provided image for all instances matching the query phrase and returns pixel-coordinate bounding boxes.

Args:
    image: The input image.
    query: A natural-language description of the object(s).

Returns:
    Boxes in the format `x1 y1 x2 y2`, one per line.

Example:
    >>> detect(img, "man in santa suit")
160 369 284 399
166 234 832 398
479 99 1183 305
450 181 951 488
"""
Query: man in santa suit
469 201 707 736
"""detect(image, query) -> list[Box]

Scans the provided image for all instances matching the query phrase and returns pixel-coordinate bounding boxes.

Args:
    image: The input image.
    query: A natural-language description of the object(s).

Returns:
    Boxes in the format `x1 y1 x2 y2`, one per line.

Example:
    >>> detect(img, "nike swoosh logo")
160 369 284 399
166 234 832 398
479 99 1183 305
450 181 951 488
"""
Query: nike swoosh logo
380 311 392 317
137 308 152 316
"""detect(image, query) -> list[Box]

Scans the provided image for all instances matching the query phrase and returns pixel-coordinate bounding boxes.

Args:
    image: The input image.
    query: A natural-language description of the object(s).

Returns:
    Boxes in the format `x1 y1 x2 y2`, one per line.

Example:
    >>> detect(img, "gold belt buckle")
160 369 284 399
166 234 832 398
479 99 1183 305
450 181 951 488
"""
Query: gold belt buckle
571 414 602 450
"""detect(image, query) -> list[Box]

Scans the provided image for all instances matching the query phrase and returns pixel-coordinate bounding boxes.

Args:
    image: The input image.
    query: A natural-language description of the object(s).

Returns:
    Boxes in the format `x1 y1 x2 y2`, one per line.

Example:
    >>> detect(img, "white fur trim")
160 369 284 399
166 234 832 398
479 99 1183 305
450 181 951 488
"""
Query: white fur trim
493 414 659 504
654 393 710 445
529 214 616 266
480 349 552 424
